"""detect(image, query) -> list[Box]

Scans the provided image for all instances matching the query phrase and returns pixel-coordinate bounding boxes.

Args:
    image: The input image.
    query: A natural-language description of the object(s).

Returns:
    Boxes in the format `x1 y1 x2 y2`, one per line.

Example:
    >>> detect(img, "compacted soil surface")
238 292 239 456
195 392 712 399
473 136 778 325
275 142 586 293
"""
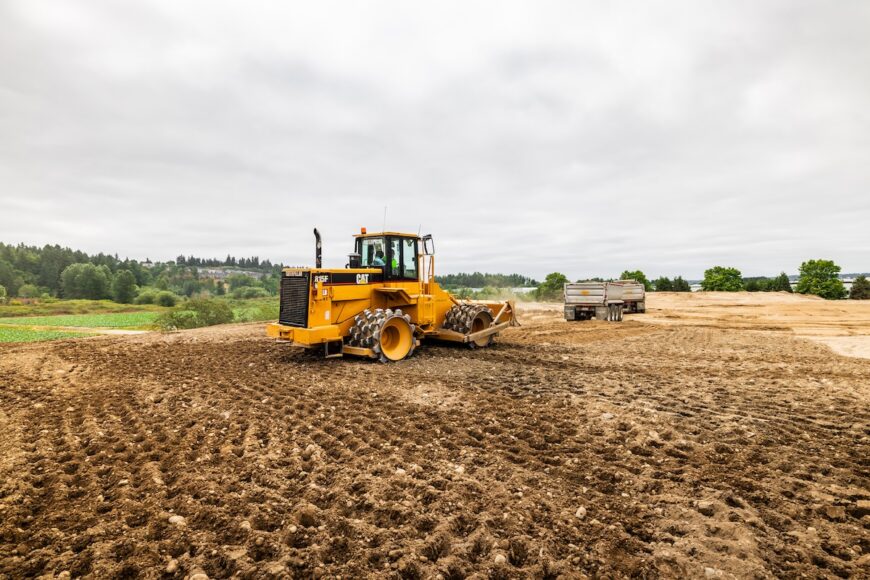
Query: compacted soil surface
0 297 868 578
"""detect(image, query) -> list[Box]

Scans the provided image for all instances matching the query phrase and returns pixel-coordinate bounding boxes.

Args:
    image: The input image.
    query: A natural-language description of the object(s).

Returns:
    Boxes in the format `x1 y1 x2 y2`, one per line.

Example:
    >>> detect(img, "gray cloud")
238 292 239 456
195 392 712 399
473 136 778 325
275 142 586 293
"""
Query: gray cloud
1 0 868 279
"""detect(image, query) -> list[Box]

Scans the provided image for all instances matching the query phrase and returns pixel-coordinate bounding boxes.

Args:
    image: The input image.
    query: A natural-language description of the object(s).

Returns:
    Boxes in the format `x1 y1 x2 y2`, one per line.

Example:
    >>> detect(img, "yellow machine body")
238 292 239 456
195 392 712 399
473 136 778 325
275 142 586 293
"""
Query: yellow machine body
266 230 517 360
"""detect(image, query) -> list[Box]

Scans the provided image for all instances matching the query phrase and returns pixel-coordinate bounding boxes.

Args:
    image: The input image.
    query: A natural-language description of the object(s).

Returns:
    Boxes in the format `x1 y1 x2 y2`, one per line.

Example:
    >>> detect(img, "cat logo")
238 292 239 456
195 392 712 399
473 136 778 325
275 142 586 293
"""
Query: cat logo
356 274 370 285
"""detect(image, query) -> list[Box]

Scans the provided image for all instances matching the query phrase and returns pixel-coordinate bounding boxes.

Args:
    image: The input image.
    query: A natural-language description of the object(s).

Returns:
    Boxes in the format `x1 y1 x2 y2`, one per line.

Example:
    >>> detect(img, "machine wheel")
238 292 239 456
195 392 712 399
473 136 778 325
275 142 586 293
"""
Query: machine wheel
348 308 416 362
443 304 495 348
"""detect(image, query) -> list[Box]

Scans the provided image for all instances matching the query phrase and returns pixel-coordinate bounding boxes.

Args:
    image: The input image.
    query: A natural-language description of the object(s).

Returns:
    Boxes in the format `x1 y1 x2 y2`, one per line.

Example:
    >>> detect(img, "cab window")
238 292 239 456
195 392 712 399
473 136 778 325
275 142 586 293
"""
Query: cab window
388 238 401 277
358 237 385 267
402 238 418 279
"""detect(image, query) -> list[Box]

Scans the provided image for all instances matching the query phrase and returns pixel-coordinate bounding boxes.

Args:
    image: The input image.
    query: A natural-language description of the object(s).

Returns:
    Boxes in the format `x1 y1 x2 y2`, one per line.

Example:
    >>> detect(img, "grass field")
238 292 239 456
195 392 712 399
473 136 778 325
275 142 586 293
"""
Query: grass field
0 326 91 343
0 311 159 329
229 297 279 322
0 297 279 341
0 299 165 318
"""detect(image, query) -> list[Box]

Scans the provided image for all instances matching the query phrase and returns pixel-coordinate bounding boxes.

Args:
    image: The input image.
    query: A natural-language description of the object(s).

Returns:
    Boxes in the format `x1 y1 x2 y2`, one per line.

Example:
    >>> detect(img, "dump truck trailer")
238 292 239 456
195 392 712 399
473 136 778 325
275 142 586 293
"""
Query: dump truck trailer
563 280 645 321
606 280 646 313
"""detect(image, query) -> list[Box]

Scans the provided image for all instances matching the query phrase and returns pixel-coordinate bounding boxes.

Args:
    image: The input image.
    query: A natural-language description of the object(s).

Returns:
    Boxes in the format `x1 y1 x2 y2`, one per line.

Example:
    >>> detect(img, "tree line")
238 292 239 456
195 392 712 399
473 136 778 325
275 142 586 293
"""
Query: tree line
435 272 538 288
0 242 283 302
698 260 868 299
175 255 275 269
531 259 868 301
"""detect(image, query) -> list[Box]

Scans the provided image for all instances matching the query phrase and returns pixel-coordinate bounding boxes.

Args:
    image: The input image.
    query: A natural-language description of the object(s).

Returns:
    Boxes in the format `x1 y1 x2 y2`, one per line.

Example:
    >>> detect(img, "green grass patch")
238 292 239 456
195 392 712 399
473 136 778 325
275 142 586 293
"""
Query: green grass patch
0 299 165 318
230 297 279 323
0 326 91 343
0 311 159 329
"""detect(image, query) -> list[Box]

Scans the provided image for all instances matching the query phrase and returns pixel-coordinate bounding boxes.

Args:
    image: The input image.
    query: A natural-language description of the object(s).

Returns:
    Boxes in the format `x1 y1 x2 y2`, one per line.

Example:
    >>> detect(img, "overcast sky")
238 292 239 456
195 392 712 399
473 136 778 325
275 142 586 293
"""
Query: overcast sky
1 1 868 280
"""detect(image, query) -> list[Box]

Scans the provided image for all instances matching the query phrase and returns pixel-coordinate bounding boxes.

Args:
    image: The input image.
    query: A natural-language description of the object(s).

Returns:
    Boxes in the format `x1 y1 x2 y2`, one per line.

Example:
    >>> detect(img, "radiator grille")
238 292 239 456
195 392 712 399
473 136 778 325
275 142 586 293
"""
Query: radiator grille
279 273 310 327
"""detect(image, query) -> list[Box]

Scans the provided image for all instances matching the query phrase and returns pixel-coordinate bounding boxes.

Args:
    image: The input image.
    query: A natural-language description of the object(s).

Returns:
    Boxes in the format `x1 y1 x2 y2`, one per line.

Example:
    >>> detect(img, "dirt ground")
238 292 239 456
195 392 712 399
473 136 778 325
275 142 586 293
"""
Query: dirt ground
645 291 870 359
0 293 868 579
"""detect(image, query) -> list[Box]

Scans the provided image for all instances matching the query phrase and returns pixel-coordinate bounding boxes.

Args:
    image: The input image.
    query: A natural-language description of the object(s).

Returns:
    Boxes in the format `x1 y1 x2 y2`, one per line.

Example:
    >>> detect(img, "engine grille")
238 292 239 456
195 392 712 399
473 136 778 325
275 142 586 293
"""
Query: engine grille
279 273 310 327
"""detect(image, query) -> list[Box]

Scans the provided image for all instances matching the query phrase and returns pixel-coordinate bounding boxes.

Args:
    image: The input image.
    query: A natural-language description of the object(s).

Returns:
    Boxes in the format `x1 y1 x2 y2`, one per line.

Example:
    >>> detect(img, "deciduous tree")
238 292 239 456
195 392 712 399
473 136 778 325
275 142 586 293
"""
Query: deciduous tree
796 259 847 300
701 267 744 291
61 263 111 299
536 272 569 301
620 270 651 291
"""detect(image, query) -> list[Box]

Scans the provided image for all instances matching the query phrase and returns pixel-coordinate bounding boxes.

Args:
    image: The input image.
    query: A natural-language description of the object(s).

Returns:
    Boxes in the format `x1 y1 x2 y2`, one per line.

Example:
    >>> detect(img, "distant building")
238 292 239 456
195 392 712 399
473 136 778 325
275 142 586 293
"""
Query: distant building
198 268 265 281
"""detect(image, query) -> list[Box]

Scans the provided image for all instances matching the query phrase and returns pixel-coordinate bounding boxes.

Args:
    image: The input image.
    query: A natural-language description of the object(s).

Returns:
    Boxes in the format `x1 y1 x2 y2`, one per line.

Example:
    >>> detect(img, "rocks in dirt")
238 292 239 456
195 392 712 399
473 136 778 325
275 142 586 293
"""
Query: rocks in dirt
852 499 870 518
301 444 317 461
395 468 407 476
165 559 178 573
494 553 507 565
240 520 252 532
696 501 716 517
293 502 319 527
821 505 846 521
601 412 614 420
188 567 209 580
575 506 587 519
263 562 287 575
704 567 723 578
168 514 186 527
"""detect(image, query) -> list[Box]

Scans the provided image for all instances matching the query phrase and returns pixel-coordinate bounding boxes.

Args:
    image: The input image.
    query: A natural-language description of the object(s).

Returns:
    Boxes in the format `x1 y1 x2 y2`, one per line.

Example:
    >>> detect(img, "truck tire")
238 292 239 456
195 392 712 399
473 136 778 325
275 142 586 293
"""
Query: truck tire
564 305 577 321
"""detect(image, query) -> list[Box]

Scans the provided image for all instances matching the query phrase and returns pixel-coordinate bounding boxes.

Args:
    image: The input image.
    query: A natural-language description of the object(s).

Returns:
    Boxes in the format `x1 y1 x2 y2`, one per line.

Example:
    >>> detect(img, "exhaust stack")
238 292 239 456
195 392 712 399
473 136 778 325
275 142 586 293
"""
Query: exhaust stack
313 228 322 268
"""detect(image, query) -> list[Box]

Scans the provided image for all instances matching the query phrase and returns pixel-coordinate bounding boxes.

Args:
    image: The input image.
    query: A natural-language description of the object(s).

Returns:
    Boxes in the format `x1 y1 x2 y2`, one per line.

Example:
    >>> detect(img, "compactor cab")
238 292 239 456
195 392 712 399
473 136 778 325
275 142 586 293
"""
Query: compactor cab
267 228 518 361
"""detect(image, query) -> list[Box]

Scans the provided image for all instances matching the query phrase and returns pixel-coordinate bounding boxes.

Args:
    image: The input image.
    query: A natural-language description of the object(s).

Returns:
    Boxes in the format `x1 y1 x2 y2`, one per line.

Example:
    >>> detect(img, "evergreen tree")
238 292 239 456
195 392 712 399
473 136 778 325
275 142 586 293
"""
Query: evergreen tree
0 260 22 296
653 277 673 291
850 275 870 300
111 270 138 304
769 272 793 293
672 276 692 292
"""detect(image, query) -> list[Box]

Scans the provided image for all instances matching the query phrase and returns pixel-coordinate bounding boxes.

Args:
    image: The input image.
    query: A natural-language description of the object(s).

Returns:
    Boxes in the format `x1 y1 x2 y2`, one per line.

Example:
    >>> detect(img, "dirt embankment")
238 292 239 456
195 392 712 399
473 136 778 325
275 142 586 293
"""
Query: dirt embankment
0 298 868 578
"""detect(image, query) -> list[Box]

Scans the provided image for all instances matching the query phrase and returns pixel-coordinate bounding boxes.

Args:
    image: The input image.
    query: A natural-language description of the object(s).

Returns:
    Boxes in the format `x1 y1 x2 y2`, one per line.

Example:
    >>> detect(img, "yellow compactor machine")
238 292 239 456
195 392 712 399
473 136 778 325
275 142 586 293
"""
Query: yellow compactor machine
266 228 518 361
